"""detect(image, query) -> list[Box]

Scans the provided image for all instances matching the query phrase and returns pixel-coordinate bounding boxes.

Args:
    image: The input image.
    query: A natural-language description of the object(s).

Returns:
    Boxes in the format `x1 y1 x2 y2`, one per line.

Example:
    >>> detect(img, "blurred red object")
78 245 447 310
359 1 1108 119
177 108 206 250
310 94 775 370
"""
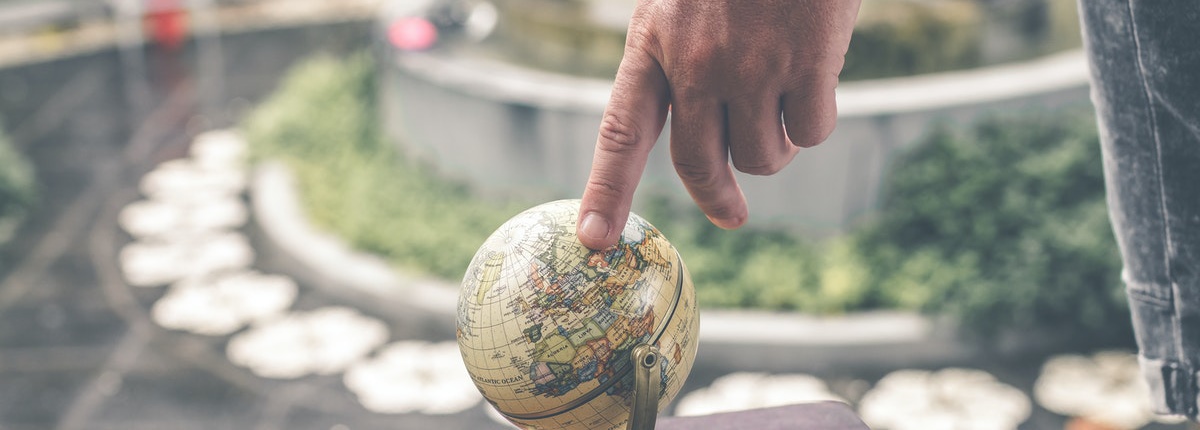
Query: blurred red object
145 0 188 51
389 17 438 51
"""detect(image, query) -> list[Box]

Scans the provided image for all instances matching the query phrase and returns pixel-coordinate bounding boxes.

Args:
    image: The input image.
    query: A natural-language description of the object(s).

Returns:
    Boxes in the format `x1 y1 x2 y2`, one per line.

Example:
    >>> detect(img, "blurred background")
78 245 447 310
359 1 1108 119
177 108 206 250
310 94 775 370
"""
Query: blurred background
0 0 1190 429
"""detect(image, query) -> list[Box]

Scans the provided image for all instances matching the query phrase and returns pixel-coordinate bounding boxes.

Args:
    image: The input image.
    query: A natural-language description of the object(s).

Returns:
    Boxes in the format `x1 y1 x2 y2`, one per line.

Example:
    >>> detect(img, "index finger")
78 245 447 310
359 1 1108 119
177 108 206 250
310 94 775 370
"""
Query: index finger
577 45 670 250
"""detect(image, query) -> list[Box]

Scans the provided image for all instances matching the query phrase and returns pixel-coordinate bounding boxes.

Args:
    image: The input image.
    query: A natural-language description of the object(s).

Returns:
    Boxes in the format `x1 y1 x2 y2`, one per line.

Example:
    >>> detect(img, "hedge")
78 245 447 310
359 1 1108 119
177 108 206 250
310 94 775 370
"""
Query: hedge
851 109 1125 335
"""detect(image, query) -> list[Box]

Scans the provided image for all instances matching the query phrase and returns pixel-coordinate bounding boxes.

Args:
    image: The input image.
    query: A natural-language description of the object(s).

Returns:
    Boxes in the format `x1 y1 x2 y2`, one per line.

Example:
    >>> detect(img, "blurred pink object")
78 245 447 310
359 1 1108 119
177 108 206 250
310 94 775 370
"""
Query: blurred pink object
389 17 438 51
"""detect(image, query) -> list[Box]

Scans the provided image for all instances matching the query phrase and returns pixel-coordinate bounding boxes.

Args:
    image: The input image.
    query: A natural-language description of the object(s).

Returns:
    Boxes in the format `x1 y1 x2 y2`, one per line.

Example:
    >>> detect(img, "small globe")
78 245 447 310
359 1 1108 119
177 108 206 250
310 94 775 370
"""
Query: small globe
457 199 700 429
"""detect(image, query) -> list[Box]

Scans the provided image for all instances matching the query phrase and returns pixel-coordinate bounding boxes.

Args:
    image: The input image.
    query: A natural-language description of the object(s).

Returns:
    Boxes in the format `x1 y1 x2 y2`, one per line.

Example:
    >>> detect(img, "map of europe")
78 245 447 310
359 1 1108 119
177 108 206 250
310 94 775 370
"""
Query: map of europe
456 200 699 430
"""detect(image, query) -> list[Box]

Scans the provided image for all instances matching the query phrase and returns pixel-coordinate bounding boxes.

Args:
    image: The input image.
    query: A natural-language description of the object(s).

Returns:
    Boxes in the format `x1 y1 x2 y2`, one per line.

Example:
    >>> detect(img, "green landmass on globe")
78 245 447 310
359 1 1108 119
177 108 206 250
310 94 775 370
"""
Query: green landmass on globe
457 200 699 430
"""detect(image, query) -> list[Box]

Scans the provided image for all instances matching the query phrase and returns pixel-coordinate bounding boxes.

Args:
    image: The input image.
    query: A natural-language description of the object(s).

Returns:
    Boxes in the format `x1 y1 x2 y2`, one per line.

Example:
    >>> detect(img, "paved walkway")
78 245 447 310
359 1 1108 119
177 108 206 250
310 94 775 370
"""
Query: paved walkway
0 19 515 430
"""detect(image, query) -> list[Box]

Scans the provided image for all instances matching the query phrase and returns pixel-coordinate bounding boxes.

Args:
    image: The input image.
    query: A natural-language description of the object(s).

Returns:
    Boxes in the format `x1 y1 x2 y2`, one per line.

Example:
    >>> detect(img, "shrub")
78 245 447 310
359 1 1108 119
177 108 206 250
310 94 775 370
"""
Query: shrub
0 118 35 245
852 108 1126 335
639 196 871 314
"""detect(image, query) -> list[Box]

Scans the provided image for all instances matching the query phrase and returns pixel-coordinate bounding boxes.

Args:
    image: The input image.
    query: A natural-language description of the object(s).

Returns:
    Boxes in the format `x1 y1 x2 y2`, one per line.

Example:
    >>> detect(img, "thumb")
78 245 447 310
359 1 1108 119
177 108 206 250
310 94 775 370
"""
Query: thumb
578 45 670 250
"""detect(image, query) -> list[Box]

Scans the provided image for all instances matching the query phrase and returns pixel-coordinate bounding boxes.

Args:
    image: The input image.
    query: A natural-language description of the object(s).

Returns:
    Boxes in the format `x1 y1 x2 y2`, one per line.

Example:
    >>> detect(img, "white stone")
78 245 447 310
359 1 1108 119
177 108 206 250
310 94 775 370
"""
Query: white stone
153 284 244 335
118 197 247 239
188 196 249 231
674 372 845 417
344 341 482 415
119 239 190 287
858 368 1030 430
190 129 247 170
119 232 255 287
140 158 246 202
118 200 183 239
151 271 298 336
1034 350 1185 428
227 307 388 379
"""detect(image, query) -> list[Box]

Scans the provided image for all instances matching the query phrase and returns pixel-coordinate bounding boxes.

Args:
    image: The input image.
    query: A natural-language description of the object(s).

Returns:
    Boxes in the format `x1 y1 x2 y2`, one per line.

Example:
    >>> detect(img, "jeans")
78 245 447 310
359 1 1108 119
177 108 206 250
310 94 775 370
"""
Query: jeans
1080 0 1200 419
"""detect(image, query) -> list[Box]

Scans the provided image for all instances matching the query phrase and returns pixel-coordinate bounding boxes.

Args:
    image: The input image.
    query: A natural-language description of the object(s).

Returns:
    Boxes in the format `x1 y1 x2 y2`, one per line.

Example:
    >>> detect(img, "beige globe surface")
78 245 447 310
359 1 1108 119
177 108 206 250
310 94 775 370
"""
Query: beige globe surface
457 199 699 430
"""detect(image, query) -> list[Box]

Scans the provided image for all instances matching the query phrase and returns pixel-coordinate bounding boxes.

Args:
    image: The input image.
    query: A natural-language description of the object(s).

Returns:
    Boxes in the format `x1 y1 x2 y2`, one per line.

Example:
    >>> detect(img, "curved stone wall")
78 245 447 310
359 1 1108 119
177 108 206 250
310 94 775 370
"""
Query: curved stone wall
380 39 1091 236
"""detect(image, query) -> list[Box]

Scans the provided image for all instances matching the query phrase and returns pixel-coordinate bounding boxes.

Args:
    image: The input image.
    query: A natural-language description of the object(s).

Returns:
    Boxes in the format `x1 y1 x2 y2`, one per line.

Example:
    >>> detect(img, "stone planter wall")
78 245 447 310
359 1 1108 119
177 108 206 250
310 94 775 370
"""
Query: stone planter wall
380 39 1091 236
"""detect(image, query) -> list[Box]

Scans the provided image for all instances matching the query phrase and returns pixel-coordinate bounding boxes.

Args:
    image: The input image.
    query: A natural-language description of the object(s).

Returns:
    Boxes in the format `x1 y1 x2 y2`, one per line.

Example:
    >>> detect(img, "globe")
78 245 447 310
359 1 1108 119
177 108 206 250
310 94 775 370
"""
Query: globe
457 199 700 430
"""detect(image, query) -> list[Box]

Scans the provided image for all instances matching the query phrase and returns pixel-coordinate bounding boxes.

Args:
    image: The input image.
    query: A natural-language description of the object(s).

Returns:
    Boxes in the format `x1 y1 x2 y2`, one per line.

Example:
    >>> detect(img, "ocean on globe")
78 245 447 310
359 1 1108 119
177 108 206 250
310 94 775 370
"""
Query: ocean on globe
457 199 699 430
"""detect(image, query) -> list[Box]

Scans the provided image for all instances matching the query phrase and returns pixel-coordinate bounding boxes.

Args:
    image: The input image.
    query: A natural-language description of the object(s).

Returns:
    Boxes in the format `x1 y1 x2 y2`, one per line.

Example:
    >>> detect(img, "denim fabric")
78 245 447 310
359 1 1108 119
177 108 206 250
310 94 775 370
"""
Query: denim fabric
1079 0 1200 420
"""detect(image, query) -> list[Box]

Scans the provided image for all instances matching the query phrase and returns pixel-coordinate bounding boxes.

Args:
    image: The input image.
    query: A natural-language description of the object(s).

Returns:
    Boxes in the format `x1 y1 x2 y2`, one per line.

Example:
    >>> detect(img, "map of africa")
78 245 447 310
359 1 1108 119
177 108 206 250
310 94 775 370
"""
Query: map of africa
457 200 699 430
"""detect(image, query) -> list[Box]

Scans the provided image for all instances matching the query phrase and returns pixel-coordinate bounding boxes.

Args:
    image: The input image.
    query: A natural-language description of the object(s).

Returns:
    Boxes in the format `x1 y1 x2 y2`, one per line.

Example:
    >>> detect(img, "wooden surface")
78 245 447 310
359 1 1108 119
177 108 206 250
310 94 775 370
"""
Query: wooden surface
656 402 869 430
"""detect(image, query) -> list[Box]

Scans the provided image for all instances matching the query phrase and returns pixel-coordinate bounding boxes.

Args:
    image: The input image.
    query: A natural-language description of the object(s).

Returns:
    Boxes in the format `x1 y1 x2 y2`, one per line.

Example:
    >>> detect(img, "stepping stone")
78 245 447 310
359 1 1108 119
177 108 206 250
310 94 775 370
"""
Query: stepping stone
857 368 1030 430
139 158 246 202
1035 351 1186 428
152 270 298 336
674 372 845 417
119 231 254 287
190 129 247 171
118 196 247 239
226 306 388 379
344 341 481 414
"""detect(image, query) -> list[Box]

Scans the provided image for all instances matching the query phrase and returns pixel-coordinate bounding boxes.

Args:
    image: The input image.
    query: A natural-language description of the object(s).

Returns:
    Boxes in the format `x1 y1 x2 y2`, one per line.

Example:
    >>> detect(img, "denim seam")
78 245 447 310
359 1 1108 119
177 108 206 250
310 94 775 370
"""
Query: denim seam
1125 1 1175 287
1128 286 1174 308
1126 0 1192 417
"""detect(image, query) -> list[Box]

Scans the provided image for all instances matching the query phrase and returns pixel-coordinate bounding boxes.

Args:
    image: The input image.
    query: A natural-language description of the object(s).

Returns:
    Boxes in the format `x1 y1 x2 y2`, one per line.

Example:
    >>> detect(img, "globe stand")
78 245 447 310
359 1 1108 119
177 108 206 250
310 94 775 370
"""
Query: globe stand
627 344 662 430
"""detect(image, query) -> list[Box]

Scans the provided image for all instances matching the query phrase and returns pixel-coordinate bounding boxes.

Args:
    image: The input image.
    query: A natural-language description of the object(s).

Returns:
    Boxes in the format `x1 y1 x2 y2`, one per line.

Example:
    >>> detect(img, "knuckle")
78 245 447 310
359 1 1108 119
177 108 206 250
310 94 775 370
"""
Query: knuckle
706 204 745 227
624 27 660 60
728 137 786 175
584 177 624 200
669 69 725 105
596 112 642 152
673 160 723 189
670 82 707 105
785 69 840 94
681 44 718 69
784 92 838 148
624 23 648 47
732 56 775 83
669 49 719 90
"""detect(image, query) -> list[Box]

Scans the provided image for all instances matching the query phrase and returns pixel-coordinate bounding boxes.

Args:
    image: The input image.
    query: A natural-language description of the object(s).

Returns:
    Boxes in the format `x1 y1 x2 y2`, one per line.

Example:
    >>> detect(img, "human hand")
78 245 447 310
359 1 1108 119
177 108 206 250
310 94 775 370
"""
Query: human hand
576 0 861 249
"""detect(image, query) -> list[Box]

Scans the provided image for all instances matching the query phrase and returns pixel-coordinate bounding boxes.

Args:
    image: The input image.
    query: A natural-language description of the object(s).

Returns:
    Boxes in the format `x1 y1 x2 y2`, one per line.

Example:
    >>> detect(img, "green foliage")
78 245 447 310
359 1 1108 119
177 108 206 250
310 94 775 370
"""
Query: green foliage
844 0 984 80
0 118 35 244
1043 0 1085 53
640 196 873 314
660 109 1125 334
852 109 1125 334
243 54 522 279
843 0 1084 80
981 0 1083 59
243 54 1123 335
491 0 626 79
493 0 1080 81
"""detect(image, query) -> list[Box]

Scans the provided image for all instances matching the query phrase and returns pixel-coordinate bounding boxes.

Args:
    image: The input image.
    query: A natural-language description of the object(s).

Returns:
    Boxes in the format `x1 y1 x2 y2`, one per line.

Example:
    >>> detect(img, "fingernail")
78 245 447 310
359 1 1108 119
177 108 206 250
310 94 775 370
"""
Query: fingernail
579 212 611 243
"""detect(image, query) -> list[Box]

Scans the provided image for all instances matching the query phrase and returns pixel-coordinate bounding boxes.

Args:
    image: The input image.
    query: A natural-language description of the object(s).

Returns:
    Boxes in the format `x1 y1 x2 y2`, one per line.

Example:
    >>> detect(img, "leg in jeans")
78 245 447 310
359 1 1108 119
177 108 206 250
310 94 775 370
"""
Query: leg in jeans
1079 0 1200 419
